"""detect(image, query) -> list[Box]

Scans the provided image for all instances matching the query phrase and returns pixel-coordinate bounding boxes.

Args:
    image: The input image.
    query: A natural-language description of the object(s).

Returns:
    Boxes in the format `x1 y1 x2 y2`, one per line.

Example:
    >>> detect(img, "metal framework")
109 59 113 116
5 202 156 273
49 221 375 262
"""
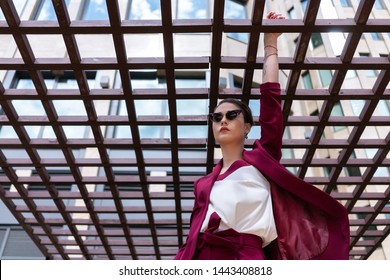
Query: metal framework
0 0 389 260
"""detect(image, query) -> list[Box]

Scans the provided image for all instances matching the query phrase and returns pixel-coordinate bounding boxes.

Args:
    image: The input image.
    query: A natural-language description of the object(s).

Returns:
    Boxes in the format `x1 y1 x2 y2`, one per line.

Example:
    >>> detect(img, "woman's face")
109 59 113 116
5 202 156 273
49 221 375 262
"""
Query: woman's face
212 102 251 147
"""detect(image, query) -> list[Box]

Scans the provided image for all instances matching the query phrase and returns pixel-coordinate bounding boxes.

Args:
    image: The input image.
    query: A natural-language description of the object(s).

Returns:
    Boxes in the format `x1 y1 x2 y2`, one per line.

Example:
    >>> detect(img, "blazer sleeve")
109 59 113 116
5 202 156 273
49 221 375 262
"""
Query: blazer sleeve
253 82 283 161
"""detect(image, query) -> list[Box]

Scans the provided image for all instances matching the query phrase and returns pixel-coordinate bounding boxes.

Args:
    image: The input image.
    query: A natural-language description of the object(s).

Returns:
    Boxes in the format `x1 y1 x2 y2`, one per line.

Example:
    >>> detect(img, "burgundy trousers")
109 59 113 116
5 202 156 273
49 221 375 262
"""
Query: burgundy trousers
193 212 266 260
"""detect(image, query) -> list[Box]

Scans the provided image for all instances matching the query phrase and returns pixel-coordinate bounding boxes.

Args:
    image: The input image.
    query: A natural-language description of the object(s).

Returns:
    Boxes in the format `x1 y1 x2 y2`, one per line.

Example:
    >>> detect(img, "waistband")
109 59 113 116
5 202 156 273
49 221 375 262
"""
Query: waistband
198 212 263 250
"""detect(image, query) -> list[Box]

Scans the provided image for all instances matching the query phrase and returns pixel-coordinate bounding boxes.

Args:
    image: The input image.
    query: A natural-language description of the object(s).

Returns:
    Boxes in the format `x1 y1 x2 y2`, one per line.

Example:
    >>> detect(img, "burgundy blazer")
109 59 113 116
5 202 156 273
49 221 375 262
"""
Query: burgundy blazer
175 82 350 260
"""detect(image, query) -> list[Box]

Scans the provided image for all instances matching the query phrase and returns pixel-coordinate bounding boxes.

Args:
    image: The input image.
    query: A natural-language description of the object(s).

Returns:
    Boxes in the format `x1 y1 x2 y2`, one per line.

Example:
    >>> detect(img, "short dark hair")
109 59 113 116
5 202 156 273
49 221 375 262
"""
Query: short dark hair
214 98 253 127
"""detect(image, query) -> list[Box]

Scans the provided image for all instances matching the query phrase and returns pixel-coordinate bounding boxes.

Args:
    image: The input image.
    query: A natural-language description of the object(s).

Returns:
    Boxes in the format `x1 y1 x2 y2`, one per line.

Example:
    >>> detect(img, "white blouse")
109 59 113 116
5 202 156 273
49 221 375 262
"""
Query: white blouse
200 161 278 247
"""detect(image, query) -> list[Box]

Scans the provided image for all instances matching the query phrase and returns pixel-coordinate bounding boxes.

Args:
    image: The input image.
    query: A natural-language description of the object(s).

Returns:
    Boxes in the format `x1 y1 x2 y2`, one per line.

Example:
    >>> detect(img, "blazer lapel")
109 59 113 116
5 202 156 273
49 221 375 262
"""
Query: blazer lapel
196 160 222 203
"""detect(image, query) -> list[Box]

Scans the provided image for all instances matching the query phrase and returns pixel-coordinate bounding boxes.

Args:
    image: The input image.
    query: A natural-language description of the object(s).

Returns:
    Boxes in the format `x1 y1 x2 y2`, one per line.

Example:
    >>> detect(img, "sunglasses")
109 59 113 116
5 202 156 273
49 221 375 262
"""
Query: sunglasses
208 109 243 123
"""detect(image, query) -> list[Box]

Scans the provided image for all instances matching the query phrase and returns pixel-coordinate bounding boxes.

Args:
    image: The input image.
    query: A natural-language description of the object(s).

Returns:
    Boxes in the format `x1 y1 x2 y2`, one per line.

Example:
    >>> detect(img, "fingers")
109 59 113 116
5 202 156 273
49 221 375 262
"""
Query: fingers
267 11 285 20
265 11 285 39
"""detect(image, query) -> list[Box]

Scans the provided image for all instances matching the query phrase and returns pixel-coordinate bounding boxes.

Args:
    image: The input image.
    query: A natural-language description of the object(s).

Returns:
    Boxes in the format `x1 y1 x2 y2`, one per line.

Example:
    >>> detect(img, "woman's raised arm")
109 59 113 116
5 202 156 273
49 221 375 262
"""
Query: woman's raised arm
254 12 285 161
262 12 284 83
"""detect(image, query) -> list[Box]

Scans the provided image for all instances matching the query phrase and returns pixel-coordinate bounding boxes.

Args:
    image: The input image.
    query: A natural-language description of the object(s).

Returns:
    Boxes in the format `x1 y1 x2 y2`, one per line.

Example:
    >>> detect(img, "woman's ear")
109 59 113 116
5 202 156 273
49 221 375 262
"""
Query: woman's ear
244 123 251 135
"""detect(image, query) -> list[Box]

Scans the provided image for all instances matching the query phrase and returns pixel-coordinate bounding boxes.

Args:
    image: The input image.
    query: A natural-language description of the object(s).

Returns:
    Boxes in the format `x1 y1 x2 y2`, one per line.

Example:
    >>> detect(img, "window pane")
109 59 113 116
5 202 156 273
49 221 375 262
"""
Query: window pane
176 78 206 88
178 126 207 138
53 100 87 116
139 126 170 139
23 125 41 138
345 166 361 176
225 0 248 43
177 100 208 115
0 126 18 138
0 229 6 246
36 0 70 20
114 126 132 138
365 70 377 77
224 0 246 19
331 101 346 132
350 100 365 116
13 78 35 89
371 33 382 41
311 33 323 48
301 0 308 12
340 0 352 7
302 72 313 89
346 70 357 78
374 0 385 9
1 0 27 19
131 77 166 89
374 100 390 116
344 152 361 177
62 126 89 139
177 0 208 19
328 33 346 56
82 0 109 20
227 32 249 42
128 0 161 19
12 71 95 90
288 8 296 19
249 99 260 116
3 229 43 257
12 100 46 116
134 100 168 116
319 70 332 87
118 100 128 116
56 78 79 89
331 101 344 117
360 53 377 77
387 203 390 219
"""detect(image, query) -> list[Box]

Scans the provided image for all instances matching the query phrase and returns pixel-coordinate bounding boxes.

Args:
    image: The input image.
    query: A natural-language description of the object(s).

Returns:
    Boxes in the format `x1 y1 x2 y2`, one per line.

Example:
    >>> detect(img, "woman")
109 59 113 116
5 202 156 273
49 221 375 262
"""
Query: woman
174 12 350 260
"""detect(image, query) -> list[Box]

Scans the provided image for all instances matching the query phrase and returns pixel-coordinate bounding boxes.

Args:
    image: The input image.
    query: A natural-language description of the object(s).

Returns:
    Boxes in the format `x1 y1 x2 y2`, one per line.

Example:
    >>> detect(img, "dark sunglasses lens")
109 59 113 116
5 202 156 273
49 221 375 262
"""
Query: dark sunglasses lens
210 111 241 122
213 113 223 122
226 110 240 120
209 113 223 122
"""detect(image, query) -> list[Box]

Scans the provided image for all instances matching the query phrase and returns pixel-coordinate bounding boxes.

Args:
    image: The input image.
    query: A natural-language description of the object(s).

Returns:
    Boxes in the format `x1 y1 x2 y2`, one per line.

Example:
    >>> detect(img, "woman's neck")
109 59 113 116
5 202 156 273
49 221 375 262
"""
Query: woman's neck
220 144 244 172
